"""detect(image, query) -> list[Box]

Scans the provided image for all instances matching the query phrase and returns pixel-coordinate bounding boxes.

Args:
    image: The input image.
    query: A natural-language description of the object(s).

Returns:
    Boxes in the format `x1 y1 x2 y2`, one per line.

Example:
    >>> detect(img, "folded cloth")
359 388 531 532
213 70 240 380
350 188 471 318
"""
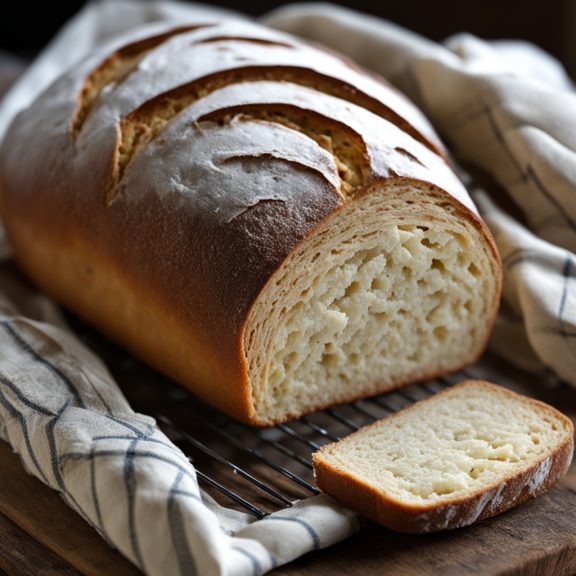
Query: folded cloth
0 265 359 575
265 3 576 386
0 1 575 575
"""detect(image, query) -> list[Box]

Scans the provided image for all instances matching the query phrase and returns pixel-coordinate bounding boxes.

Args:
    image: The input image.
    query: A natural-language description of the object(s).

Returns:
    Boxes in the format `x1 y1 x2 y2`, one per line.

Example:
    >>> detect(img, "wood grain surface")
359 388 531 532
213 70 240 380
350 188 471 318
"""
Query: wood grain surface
271 481 576 576
1 438 575 575
0 513 81 576
0 443 138 576
1 346 576 575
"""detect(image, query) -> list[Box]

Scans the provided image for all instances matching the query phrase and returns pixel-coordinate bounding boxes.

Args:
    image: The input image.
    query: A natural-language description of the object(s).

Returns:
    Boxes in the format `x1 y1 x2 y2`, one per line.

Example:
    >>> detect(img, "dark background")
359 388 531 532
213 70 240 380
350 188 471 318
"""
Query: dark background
0 1 573 74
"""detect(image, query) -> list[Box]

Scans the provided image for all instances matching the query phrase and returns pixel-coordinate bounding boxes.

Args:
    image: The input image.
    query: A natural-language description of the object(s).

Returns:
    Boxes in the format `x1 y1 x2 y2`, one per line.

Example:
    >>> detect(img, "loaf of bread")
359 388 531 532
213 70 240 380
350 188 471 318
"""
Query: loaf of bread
313 380 574 533
0 20 501 425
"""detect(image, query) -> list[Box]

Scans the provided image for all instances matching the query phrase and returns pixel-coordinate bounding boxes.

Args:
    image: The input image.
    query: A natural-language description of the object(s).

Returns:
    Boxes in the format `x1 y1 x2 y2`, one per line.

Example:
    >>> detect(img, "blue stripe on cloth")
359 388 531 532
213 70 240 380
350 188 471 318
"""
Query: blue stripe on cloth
92 434 185 458
448 103 486 130
72 372 113 416
527 256 576 343
45 401 94 526
90 445 111 545
1 320 85 408
231 545 263 576
168 470 198 576
104 414 154 438
507 251 549 272
484 105 576 231
0 373 54 416
170 489 203 502
526 165 576 230
125 438 146 570
0 385 50 485
61 448 200 488
89 385 114 415
263 516 321 550
558 257 576 344
46 400 70 492
502 248 540 270
502 247 524 267
494 250 576 339
484 105 525 175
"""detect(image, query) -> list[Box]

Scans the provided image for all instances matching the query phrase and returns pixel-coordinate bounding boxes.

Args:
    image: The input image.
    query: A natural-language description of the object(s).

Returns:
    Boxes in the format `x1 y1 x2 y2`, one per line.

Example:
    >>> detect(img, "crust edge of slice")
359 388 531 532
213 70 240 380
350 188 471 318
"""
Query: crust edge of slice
313 380 575 533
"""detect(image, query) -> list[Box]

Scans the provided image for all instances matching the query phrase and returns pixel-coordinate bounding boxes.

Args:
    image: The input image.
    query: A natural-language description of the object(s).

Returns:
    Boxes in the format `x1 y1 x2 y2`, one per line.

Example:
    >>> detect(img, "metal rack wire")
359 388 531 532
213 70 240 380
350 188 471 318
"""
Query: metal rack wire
76 318 523 520
114 355 471 518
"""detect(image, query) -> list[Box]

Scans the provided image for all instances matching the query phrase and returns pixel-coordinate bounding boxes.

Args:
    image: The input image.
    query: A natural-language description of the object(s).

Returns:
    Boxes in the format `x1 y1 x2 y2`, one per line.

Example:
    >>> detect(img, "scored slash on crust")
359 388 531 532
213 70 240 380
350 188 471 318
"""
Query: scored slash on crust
0 19 503 425
70 23 445 204
71 23 216 136
104 65 441 204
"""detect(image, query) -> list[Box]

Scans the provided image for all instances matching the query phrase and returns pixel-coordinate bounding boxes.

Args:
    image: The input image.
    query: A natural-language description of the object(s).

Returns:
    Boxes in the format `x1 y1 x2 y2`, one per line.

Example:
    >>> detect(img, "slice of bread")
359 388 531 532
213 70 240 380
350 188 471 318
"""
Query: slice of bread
313 380 574 533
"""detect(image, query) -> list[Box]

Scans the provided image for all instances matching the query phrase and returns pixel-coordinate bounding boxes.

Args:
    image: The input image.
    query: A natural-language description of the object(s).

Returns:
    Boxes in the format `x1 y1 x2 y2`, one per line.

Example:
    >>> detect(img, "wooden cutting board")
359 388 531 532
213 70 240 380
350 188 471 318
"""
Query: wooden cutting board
1 422 576 575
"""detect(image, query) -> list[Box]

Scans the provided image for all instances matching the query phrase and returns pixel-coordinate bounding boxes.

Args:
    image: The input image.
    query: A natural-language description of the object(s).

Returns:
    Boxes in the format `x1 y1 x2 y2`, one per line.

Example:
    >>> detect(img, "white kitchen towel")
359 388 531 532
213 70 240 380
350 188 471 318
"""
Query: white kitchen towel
0 1 575 575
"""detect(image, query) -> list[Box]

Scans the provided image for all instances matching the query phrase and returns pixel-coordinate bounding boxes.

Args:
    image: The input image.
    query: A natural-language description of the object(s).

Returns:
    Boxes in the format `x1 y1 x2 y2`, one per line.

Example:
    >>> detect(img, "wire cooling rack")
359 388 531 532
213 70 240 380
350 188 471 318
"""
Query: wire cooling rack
75 318 549 519
123 368 452 518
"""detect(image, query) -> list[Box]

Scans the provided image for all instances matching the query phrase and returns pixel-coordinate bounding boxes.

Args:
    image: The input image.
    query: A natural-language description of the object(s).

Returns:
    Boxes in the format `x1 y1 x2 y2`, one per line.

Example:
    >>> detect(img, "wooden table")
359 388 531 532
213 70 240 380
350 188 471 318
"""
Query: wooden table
1 383 576 576
1 311 575 576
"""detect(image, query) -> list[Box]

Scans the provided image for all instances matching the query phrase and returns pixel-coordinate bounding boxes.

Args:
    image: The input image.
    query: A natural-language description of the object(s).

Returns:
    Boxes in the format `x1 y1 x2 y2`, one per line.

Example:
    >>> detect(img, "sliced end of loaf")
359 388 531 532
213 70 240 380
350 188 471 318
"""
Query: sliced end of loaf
312 380 574 533
0 18 502 427
244 182 501 425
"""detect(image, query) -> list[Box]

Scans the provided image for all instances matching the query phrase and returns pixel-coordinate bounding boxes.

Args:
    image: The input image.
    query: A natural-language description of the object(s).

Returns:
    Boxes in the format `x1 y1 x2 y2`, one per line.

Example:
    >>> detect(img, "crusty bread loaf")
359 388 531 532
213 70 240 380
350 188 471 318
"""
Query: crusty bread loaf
313 380 574 532
0 20 501 425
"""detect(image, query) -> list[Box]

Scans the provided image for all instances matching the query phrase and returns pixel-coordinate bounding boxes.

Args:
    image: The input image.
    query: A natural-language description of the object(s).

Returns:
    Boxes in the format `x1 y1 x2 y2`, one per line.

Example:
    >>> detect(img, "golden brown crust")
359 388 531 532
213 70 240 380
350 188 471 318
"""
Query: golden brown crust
241 176 502 425
1 147 342 422
72 24 215 135
313 381 575 532
0 20 501 424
